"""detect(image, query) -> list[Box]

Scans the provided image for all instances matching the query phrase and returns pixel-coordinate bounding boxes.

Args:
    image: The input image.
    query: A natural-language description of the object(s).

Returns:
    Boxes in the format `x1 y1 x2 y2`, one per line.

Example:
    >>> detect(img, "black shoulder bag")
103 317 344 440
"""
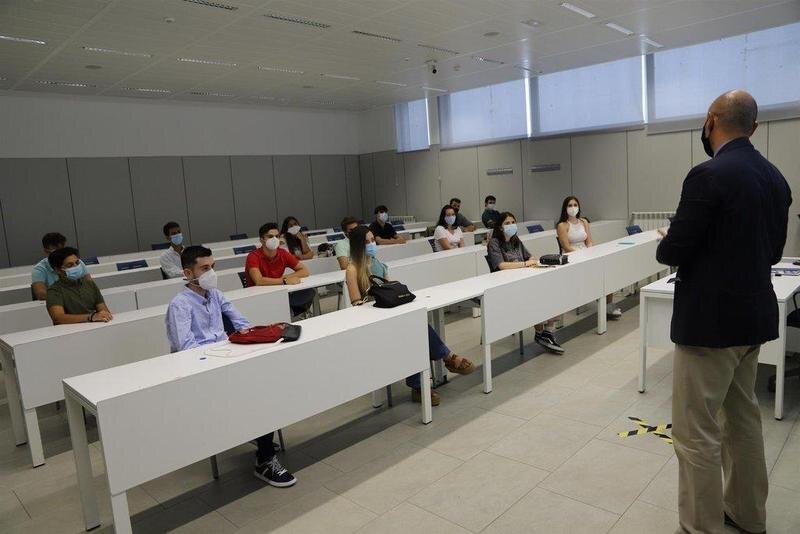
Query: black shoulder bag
367 276 416 308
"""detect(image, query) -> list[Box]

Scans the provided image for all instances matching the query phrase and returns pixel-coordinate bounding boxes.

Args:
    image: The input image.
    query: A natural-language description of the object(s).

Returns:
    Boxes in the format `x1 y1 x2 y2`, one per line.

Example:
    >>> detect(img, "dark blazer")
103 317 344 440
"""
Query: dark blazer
656 137 792 348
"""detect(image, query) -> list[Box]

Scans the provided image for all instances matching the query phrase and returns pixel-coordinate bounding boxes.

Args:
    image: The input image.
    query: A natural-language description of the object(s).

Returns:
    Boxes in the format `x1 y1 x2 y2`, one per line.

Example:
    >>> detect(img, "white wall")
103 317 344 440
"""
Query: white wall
0 91 360 158
357 106 396 155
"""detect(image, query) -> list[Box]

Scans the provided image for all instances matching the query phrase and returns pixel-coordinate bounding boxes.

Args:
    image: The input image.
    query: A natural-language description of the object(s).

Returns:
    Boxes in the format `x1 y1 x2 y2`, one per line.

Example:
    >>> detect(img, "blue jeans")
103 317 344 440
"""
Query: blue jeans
406 326 450 388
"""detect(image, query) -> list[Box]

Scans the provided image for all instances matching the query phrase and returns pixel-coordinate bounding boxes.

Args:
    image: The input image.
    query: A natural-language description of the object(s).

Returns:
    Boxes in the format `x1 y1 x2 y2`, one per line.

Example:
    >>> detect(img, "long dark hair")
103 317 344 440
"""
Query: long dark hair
280 216 302 252
348 226 371 295
436 205 456 228
491 211 521 247
558 196 582 225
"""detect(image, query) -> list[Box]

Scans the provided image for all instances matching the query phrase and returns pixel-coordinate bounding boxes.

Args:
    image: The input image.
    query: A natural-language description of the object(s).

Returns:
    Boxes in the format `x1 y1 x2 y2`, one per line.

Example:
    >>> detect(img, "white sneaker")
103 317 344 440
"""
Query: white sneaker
607 307 622 320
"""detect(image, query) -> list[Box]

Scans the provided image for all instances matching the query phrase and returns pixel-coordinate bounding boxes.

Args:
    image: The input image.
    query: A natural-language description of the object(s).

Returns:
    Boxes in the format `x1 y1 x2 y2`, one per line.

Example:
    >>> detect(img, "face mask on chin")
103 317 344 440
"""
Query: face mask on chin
701 117 714 158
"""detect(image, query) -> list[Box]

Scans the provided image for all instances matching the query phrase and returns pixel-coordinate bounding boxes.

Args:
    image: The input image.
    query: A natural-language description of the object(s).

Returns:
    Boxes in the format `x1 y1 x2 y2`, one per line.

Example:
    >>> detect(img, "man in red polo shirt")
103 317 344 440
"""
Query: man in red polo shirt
245 222 313 317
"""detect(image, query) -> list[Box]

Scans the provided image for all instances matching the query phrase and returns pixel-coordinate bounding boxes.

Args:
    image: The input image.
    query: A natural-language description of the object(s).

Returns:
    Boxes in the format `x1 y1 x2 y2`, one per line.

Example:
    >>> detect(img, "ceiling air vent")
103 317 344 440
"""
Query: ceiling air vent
190 90 234 97
417 43 460 56
35 80 96 88
183 0 239 11
351 30 402 43
473 55 505 65
264 13 331 29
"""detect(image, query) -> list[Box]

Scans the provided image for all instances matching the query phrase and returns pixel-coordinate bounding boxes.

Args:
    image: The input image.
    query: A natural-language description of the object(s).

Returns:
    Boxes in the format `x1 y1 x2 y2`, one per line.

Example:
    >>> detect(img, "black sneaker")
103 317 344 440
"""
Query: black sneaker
254 457 297 488
535 331 565 354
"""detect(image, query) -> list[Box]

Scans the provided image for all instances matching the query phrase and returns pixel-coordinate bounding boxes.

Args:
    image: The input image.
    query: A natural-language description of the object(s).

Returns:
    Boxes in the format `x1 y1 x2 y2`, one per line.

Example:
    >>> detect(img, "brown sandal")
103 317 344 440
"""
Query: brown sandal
444 354 475 375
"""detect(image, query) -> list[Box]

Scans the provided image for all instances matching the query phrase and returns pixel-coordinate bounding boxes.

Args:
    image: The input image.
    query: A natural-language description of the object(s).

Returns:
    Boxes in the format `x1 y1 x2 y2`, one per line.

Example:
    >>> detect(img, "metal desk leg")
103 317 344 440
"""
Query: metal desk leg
110 492 132 534
209 456 220 479
312 291 321 316
597 296 607 335
371 389 385 408
420 368 432 424
1 352 27 446
518 331 524 355
430 309 447 387
775 301 787 420
65 394 100 531
638 294 648 393
23 408 44 467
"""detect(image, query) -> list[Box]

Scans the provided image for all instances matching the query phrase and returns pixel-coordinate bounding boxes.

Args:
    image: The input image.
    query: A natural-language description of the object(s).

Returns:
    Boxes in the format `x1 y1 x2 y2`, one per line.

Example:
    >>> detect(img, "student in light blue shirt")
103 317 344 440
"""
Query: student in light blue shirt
165 245 297 488
31 232 67 300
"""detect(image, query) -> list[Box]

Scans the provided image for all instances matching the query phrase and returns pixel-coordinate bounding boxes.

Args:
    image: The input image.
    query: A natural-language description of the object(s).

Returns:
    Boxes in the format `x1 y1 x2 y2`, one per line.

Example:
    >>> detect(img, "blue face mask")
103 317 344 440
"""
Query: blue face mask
170 233 183 246
365 242 378 257
444 215 456 226
503 223 518 238
65 261 87 281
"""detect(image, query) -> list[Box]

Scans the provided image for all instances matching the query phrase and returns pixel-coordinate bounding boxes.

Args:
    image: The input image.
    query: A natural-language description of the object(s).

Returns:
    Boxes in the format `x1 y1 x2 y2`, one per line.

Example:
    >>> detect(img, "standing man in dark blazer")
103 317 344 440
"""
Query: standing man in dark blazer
656 90 791 534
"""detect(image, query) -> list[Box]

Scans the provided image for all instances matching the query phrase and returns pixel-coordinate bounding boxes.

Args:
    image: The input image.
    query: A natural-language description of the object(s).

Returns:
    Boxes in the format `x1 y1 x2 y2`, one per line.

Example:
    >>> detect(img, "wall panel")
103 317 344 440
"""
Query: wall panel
183 156 236 244
359 154 375 219
230 156 277 238
274 156 316 229
403 148 441 222
627 130 692 213
372 151 407 216
129 157 190 251
571 132 629 220
344 155 363 221
439 147 480 224
768 119 800 256
311 155 348 229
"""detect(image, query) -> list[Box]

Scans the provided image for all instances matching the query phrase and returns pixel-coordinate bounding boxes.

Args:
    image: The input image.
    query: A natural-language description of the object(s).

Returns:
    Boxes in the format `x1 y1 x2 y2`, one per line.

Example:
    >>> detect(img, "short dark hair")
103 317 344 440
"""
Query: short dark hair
450 198 461 205
258 222 279 238
48 246 79 270
163 221 180 237
374 205 388 214
341 216 359 230
42 232 66 250
485 195 496 204
180 245 212 269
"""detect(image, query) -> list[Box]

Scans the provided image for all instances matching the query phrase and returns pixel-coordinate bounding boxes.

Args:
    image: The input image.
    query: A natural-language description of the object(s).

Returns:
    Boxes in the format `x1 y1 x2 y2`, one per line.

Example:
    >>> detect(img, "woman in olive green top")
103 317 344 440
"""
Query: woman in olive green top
45 246 113 325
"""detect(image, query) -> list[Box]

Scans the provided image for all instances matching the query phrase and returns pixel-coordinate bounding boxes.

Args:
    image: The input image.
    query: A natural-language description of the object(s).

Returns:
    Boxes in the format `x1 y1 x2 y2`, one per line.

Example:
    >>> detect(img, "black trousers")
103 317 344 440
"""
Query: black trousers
255 431 275 464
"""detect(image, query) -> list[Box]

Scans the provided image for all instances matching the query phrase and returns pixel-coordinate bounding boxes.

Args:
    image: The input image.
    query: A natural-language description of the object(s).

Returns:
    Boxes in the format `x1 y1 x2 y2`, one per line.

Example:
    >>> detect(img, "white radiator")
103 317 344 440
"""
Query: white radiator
630 211 675 231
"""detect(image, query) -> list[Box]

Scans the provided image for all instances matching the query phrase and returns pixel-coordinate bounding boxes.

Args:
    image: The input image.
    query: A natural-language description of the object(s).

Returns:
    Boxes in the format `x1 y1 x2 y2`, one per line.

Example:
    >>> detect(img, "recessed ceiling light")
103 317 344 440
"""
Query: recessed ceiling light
421 86 447 93
253 95 275 100
640 35 664 48
321 73 360 81
417 43 460 56
483 31 500 37
85 64 102 70
182 0 238 11
351 30 402 43
605 23 634 36
521 19 542 28
264 13 330 29
0 34 46 45
177 57 237 66
164 17 176 23
35 80 96 88
560 2 596 18
83 46 152 58
301 85 314 89
312 100 335 105
257 65 304 75
375 80 407 87
189 90 234 97
123 87 172 93
473 55 505 65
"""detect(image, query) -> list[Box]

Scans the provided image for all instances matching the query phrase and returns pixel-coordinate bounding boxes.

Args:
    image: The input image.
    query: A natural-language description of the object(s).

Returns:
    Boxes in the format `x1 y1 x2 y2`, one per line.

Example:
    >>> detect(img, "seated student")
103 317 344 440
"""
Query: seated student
245 223 314 318
481 195 501 229
280 216 314 260
433 205 465 251
556 196 622 319
487 213 564 354
369 205 407 245
335 216 361 269
345 226 474 405
449 198 476 232
31 232 67 300
46 246 112 325
165 245 296 487
159 221 186 279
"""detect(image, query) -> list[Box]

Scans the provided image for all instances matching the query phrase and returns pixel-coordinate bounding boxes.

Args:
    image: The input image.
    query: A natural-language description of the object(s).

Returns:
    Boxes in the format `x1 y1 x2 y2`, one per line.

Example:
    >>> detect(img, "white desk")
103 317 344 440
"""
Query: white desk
65 306 431 534
0 286 290 467
639 267 800 420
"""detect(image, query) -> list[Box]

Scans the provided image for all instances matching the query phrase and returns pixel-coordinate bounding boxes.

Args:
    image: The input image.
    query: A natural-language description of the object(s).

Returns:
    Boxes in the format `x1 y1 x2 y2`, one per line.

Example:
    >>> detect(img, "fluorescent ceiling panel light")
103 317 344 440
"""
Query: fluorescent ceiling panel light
417 43 460 55
0 34 46 45
560 2 596 18
253 95 275 100
189 90 234 97
421 86 446 93
83 46 152 57
35 80 95 88
312 100 335 105
605 23 634 36
177 57 237 66
257 65 304 74
321 73 360 80
264 13 330 29
640 36 664 48
183 0 239 10
351 30 402 43
375 80 407 87
123 87 171 93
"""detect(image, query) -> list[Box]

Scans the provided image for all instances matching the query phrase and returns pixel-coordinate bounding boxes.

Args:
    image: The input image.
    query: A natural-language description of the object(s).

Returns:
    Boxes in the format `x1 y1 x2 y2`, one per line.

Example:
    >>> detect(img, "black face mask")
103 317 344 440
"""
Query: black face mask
701 118 714 158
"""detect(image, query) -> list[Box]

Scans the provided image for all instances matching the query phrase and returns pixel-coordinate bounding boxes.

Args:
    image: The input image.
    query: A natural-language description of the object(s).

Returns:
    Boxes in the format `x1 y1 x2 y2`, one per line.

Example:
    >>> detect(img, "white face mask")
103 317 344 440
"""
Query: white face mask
196 268 218 290
567 206 579 217
487 203 496 210
377 212 388 223
264 236 280 250
287 225 301 235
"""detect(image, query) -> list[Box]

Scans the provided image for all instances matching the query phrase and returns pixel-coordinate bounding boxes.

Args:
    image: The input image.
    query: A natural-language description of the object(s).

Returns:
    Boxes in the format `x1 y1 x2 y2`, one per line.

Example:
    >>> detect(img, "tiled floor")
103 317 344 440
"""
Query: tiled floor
2 296 800 533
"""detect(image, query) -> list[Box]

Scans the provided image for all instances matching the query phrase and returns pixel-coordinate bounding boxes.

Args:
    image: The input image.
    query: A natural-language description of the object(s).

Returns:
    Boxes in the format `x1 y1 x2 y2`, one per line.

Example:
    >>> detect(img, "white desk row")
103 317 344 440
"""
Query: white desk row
638 268 800 420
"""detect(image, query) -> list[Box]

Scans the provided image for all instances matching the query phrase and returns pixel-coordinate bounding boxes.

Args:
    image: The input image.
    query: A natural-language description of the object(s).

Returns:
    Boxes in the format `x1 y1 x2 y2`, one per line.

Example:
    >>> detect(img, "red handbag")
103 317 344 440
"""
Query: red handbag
228 323 301 344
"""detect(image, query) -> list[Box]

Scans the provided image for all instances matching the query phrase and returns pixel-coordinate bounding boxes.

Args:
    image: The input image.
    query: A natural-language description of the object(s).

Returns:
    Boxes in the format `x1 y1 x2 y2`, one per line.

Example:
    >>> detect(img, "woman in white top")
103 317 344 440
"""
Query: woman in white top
433 205 465 252
556 196 622 319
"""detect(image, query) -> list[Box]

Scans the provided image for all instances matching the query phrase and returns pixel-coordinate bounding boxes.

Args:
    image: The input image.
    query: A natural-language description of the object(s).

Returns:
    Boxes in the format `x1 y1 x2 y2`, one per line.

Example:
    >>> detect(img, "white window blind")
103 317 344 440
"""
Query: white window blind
394 98 430 152
438 79 528 147
534 56 644 135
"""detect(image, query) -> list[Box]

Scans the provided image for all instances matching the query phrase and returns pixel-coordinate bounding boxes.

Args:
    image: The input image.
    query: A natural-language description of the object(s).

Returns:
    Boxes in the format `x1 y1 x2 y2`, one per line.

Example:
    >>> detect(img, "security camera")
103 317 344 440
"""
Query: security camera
431 63 438 74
